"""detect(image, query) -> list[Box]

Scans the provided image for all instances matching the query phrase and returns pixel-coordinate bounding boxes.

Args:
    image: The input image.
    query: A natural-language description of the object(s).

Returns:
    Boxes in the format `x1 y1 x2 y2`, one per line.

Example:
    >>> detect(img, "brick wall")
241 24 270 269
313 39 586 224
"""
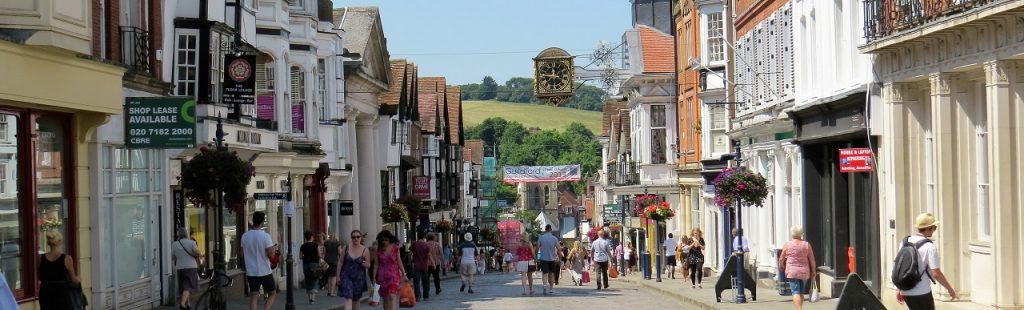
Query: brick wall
149 0 162 79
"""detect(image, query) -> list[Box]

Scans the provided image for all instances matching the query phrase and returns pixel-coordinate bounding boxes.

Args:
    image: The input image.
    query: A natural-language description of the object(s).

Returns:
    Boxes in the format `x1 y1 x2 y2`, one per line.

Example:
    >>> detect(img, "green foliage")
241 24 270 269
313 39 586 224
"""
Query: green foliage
514 209 542 241
480 76 498 100
465 117 602 196
459 76 609 112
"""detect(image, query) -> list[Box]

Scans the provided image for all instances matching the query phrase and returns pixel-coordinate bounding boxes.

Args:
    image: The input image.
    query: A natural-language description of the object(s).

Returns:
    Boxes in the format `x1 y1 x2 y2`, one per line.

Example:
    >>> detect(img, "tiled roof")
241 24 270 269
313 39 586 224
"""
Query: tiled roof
602 100 627 136
464 140 484 165
418 77 446 134
418 77 445 94
446 86 461 144
417 93 437 133
380 60 407 106
336 7 379 57
638 25 674 74
405 63 418 118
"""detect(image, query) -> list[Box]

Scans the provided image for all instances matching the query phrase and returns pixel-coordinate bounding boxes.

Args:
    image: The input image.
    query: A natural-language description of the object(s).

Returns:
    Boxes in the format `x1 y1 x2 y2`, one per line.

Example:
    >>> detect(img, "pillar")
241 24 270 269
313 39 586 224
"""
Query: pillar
357 117 382 241
984 60 1021 307
928 72 963 290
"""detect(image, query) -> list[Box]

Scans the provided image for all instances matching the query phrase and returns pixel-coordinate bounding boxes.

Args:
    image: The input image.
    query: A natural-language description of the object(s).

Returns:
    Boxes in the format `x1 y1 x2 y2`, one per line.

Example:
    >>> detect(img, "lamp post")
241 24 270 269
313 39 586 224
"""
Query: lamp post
654 192 662 283
210 115 227 309
619 195 626 275
284 172 296 310
722 142 746 303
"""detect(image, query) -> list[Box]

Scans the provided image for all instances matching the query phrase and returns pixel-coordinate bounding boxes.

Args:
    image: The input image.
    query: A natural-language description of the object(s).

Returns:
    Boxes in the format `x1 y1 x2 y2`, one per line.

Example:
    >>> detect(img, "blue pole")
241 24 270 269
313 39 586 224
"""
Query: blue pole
735 198 746 303
655 221 662 282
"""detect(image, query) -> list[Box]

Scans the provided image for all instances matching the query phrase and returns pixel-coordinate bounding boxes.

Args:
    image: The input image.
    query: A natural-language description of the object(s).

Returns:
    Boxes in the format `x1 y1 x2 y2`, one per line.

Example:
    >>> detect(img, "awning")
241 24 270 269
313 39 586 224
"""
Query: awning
535 212 558 231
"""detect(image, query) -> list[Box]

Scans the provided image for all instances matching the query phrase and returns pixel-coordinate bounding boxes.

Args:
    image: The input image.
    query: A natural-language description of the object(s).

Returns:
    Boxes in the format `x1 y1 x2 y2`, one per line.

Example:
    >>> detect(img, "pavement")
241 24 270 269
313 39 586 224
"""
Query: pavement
614 269 839 310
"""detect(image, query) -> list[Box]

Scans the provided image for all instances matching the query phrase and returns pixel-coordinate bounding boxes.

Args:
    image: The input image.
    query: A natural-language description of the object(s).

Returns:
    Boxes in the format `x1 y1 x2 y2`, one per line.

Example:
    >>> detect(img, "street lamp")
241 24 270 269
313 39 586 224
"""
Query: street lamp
720 144 747 303
284 173 296 310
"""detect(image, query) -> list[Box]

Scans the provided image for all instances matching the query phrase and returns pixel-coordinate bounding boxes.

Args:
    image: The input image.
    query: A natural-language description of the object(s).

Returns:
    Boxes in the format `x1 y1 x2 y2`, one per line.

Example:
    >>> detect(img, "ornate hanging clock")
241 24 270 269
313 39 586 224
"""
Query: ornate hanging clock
533 47 576 105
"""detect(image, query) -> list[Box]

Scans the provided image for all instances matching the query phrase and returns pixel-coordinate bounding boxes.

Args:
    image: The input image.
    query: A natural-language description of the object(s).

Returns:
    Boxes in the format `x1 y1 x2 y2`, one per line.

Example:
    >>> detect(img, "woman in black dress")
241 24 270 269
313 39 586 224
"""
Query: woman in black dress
39 230 82 310
686 228 706 288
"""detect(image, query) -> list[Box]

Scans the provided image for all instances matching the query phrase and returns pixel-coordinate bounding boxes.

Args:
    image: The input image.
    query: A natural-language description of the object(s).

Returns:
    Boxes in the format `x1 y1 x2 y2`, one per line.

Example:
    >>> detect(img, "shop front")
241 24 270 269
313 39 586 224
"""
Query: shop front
0 39 126 308
790 92 880 297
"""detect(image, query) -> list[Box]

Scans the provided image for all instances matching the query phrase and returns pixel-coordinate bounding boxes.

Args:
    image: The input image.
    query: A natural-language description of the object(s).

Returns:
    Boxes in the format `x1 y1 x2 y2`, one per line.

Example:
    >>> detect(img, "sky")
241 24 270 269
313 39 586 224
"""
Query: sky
337 0 633 85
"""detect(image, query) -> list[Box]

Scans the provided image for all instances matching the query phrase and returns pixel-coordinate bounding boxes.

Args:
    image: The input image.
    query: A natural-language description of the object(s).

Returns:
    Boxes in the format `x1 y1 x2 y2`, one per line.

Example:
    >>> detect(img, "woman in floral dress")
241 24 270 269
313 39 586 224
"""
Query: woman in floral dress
372 230 407 310
338 230 370 310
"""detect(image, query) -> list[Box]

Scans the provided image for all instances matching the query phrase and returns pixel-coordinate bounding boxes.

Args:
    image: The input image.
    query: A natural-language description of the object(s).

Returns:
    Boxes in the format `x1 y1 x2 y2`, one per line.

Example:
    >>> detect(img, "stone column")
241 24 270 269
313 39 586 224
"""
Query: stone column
928 72 964 289
357 116 382 241
984 60 1021 306
882 82 918 235
339 113 359 237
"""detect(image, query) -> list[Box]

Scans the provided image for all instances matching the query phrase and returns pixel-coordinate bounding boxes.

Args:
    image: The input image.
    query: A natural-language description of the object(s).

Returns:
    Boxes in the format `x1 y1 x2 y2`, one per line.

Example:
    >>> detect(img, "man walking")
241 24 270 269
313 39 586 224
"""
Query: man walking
664 233 678 279
427 233 443 295
456 232 479 294
896 213 957 309
411 234 432 300
537 225 560 294
591 230 613 290
241 211 278 310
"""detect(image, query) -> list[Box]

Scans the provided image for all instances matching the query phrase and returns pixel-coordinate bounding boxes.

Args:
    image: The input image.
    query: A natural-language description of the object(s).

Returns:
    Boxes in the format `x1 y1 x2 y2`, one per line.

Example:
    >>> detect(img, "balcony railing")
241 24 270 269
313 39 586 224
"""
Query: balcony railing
608 161 640 187
864 0 992 43
120 26 152 74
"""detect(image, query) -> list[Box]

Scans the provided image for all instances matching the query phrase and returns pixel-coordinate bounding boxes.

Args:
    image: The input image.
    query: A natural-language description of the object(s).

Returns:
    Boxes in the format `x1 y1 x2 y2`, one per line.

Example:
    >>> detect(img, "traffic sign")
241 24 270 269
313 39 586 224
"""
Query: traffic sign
254 192 289 200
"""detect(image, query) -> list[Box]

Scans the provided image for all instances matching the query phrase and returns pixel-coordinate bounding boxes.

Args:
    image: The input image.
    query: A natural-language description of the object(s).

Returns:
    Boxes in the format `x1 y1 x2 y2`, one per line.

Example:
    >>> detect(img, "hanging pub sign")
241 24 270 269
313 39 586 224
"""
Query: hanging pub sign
125 97 197 149
223 54 256 105
413 176 431 200
839 148 874 172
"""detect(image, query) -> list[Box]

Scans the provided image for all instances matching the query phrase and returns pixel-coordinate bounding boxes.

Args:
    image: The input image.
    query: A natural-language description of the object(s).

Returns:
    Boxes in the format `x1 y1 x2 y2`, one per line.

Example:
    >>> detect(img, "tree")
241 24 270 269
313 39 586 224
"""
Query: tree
480 76 498 100
562 84 609 111
495 85 511 102
461 83 481 100
504 77 535 103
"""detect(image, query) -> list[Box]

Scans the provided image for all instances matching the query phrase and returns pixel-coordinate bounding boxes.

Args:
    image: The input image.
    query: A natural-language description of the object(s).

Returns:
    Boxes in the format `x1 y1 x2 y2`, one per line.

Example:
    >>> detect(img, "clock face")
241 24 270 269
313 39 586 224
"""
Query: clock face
537 60 572 93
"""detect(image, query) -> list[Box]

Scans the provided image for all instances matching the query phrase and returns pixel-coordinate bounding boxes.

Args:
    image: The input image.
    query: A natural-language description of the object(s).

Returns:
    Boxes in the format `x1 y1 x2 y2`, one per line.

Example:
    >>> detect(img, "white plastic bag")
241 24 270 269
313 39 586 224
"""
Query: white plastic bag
810 281 821 302
368 283 381 306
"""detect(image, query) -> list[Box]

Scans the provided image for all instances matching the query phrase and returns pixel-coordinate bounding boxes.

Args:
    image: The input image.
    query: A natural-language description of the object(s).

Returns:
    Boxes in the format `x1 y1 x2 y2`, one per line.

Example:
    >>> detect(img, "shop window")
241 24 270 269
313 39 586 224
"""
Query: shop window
100 147 162 288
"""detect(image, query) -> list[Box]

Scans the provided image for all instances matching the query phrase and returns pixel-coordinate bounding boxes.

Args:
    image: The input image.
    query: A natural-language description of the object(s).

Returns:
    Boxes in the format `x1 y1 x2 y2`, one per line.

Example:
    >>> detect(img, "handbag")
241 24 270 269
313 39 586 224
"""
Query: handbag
368 283 382 306
582 271 591 283
399 280 416 308
69 283 87 310
609 266 619 278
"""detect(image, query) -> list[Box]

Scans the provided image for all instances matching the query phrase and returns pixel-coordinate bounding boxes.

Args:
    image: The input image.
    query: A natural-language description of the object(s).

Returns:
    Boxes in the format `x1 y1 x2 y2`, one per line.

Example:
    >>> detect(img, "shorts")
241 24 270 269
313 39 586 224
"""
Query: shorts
665 255 677 266
177 268 199 294
787 278 807 295
247 274 278 293
539 260 558 274
459 262 477 275
516 261 530 273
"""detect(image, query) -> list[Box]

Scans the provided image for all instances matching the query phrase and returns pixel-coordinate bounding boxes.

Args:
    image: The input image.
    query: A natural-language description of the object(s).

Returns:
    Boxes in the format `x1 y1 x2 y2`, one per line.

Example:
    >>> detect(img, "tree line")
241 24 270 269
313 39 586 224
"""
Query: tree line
465 117 602 204
459 76 610 112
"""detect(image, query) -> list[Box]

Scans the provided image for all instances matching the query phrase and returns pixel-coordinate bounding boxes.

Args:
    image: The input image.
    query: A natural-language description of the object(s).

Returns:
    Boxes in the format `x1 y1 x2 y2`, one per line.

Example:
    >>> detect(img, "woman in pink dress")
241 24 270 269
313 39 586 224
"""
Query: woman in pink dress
515 238 536 295
372 230 407 310
779 225 817 310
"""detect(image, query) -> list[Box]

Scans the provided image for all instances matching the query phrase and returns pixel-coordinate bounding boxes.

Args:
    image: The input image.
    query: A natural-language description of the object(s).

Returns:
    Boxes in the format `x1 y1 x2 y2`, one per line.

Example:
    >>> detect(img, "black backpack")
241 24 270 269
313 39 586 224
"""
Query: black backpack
891 236 936 291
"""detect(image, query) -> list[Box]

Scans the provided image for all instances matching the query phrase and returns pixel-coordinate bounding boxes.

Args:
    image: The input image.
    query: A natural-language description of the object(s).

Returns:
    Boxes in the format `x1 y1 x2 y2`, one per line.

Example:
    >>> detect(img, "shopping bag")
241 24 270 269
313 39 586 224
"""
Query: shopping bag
368 283 381 306
582 271 591 283
609 267 619 279
810 281 821 302
399 281 416 308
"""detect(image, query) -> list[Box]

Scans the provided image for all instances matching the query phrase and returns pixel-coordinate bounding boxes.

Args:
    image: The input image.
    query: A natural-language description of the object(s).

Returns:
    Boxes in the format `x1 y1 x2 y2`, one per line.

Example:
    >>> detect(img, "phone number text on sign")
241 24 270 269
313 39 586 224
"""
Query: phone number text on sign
839 148 873 173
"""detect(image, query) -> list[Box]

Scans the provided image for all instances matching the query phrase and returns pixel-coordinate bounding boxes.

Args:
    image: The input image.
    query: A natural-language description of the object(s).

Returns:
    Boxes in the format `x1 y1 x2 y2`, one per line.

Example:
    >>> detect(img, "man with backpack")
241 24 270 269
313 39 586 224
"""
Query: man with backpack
892 213 957 309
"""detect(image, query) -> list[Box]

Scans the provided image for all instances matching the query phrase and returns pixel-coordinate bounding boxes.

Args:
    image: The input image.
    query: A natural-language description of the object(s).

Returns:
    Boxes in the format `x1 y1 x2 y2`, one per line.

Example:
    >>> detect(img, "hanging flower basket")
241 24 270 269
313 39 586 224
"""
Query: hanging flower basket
643 201 675 222
181 146 254 213
479 228 496 243
586 225 604 242
381 203 410 223
713 167 769 208
396 195 422 221
434 220 453 233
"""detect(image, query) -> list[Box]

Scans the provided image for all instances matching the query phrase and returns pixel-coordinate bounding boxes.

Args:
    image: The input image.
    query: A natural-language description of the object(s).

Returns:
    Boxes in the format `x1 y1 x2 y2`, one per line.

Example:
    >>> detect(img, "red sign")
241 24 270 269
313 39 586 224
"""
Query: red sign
839 148 874 172
413 176 431 200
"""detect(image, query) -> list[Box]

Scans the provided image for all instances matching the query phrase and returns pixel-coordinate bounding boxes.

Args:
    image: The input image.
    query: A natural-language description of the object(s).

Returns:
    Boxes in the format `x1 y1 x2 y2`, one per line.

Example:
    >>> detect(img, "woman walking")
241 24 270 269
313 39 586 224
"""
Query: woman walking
373 230 407 310
38 230 82 310
171 228 201 309
515 238 536 295
568 241 587 285
337 230 371 310
299 230 322 304
780 225 817 310
685 228 706 288
624 241 635 274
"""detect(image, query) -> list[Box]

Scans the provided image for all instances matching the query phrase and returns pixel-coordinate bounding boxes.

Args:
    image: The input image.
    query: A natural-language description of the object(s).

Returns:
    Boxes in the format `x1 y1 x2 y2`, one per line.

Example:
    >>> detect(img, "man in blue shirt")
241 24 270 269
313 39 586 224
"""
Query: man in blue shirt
537 224 560 295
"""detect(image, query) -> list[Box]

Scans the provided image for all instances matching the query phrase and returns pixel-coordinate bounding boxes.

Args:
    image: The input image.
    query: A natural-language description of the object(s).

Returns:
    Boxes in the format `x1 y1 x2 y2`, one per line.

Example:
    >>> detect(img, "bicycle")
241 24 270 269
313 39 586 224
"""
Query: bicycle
193 269 234 310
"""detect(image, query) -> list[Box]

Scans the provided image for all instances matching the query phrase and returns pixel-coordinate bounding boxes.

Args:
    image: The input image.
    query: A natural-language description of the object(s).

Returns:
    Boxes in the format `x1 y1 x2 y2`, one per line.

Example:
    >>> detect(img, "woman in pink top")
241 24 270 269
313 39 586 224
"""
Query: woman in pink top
779 225 817 310
515 238 536 295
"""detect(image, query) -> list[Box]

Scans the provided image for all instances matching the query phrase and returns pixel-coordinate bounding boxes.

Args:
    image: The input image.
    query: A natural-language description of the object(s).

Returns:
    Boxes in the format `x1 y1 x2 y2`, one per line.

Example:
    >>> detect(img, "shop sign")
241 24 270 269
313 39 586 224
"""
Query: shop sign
223 54 256 105
839 148 874 172
253 192 289 200
337 201 354 216
502 165 582 183
413 176 431 200
173 188 185 229
256 95 275 120
124 97 197 149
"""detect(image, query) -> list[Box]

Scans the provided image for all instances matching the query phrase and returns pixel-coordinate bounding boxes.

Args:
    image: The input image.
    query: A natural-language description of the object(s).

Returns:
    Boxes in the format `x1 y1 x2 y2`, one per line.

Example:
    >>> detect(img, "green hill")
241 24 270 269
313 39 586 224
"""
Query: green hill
462 100 603 133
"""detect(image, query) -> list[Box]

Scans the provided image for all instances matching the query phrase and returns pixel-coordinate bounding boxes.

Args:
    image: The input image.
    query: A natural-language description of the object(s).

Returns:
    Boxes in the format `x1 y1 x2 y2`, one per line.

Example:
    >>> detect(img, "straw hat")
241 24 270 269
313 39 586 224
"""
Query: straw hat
914 213 939 229
464 232 474 242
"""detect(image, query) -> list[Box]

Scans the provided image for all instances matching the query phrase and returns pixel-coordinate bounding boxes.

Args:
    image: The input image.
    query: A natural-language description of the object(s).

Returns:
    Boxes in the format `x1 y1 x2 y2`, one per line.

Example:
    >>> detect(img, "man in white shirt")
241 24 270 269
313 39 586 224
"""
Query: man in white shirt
241 211 278 310
663 233 678 279
897 213 957 310
732 228 751 269
590 230 614 290
456 232 479 294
